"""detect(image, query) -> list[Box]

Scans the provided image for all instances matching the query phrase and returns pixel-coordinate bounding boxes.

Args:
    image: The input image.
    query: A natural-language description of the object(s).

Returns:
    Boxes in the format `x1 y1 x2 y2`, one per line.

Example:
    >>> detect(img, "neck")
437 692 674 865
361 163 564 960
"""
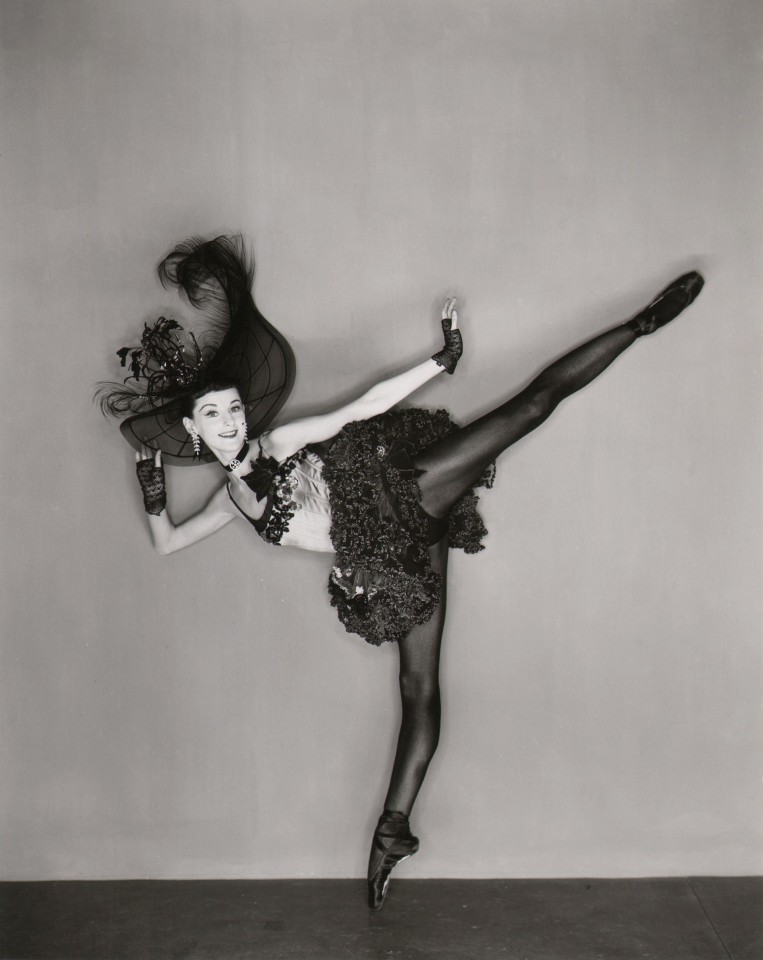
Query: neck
217 439 251 473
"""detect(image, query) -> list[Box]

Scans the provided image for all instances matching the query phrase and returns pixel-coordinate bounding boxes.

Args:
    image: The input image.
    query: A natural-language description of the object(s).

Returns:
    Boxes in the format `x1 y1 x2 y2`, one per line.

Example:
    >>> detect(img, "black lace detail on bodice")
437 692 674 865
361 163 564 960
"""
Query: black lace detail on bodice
241 450 303 545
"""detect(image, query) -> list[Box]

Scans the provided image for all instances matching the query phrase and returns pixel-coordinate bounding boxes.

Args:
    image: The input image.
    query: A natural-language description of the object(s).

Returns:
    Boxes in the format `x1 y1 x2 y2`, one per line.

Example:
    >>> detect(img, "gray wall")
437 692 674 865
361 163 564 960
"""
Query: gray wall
1 0 760 879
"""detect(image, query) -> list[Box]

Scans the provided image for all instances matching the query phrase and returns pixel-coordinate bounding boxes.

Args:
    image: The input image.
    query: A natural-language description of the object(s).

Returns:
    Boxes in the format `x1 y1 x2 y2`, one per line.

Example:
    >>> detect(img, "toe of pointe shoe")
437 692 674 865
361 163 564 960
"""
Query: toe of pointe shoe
366 836 419 910
629 269 705 335
368 880 386 910
652 270 705 311
671 270 705 304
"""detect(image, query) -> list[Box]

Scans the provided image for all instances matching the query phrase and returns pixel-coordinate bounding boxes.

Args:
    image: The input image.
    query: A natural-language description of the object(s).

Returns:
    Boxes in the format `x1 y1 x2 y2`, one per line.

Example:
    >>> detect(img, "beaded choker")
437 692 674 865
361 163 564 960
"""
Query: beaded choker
223 441 250 472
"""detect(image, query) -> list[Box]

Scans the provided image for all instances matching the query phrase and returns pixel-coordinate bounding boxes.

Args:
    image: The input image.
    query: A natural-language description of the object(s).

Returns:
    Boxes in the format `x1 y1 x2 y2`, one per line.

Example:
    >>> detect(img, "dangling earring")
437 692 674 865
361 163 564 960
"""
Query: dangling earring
242 420 248 443
190 426 201 458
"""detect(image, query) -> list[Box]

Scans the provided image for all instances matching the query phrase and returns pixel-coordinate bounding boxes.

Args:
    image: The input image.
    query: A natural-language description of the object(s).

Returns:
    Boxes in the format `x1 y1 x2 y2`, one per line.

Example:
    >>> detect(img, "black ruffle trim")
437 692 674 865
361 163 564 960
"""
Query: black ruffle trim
246 450 302 545
321 408 494 646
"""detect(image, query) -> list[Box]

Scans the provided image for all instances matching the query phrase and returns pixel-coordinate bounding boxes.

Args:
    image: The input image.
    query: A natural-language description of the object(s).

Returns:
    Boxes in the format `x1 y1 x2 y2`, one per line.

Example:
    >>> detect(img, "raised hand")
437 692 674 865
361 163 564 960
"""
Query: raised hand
432 297 463 374
442 297 458 329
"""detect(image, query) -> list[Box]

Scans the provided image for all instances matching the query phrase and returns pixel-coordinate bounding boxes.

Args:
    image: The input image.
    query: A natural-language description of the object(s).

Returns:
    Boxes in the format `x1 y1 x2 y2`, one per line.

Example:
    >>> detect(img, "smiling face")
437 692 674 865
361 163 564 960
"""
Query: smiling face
182 387 247 461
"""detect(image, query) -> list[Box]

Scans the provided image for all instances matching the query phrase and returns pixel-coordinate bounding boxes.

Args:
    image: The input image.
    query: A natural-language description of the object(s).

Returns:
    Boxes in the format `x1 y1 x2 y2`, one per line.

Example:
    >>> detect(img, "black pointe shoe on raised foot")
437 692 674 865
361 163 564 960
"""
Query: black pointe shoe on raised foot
367 810 419 910
627 270 705 337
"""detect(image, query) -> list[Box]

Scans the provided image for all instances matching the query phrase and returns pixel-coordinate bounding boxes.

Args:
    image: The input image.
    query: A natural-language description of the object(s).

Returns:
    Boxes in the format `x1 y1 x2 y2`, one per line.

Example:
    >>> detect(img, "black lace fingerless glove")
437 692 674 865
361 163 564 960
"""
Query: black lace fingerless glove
136 457 166 516
431 317 463 374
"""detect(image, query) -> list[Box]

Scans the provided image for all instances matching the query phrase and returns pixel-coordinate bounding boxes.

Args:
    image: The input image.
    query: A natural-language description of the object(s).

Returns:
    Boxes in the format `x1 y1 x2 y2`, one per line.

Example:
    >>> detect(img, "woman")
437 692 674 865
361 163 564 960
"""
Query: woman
100 235 704 908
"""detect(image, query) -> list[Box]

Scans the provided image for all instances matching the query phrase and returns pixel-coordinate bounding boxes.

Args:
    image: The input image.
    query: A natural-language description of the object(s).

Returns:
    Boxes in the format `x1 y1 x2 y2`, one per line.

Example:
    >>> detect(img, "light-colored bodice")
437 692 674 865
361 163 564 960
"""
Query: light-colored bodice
228 448 334 553
278 450 334 552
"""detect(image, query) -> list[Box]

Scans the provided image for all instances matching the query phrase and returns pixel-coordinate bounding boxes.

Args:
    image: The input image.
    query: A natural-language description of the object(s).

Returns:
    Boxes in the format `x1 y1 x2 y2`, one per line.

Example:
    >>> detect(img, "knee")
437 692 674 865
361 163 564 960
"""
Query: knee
399 669 440 710
520 381 558 425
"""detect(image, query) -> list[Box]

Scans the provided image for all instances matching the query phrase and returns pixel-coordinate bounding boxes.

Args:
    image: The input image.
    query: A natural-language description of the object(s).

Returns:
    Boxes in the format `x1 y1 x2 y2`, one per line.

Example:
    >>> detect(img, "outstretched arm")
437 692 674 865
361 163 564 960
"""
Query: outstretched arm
135 448 235 555
264 299 461 460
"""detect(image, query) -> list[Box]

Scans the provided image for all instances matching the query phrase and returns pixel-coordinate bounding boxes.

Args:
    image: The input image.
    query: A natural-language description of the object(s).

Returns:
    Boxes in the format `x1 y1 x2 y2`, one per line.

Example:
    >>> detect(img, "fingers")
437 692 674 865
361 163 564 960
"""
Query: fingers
441 297 458 329
135 440 161 465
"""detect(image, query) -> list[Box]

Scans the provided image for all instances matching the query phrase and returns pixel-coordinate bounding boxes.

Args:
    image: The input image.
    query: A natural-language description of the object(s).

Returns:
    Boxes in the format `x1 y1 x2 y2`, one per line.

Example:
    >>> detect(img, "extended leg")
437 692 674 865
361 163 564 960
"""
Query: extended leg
367 535 448 909
417 271 704 518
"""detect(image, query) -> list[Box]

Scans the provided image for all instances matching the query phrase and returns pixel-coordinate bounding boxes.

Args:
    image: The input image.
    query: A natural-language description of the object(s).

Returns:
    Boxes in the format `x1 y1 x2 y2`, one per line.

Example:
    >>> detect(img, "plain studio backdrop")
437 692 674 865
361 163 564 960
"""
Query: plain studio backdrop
0 0 760 881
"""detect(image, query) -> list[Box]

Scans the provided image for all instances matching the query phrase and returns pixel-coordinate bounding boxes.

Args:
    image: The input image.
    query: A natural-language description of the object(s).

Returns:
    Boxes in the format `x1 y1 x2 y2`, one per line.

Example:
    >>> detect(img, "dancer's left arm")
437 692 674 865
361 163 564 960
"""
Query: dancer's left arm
265 299 459 460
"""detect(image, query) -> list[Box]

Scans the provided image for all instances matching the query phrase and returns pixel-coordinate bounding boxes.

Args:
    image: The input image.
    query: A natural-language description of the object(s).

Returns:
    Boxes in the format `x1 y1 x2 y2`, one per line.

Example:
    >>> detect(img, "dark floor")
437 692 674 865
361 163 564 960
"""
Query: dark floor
0 877 760 960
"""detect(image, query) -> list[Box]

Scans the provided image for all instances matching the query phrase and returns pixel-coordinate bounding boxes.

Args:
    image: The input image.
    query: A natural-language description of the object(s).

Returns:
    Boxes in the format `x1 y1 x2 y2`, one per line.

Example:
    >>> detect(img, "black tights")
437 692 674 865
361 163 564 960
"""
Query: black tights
383 535 449 813
382 320 637 816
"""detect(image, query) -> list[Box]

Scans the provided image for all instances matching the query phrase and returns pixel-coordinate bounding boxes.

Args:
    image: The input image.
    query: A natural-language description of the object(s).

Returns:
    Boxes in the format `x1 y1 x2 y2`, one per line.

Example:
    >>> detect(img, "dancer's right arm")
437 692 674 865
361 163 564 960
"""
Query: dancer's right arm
135 449 235 555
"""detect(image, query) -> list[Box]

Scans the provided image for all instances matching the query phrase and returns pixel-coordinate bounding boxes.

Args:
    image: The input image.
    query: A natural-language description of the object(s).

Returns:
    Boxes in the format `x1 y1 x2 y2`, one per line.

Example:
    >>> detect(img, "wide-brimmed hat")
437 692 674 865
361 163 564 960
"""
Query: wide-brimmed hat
104 235 295 466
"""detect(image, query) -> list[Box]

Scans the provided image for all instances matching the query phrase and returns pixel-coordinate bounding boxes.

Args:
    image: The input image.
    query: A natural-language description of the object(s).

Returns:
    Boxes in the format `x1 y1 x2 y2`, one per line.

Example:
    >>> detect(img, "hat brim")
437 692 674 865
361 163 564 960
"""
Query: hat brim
120 312 296 466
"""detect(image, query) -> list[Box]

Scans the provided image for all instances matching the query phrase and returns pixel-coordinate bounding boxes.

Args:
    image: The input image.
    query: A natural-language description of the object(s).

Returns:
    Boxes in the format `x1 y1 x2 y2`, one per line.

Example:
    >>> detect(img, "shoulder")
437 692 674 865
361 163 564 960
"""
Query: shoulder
256 427 303 463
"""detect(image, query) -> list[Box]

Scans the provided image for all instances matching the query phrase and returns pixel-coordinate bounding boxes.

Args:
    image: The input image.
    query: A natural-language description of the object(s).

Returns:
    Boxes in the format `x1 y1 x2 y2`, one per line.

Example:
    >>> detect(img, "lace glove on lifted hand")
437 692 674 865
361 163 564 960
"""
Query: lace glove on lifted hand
431 297 463 374
135 447 166 516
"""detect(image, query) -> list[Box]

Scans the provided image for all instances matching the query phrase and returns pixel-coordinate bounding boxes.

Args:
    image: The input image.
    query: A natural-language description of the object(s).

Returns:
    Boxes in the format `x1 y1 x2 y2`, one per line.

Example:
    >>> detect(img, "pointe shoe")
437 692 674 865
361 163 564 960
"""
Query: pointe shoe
627 271 705 336
367 810 419 910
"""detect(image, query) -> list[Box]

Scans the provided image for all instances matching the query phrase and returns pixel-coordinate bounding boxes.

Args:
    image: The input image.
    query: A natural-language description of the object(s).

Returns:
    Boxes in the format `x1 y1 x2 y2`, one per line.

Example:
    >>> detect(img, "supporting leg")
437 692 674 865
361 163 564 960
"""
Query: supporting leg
367 535 448 909
384 535 449 815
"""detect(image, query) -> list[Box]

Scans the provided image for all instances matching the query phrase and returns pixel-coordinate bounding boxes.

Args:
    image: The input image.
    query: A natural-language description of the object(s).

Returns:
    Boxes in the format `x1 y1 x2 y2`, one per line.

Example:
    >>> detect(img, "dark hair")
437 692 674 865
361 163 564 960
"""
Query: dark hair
95 236 247 420
179 378 243 419
97 234 295 464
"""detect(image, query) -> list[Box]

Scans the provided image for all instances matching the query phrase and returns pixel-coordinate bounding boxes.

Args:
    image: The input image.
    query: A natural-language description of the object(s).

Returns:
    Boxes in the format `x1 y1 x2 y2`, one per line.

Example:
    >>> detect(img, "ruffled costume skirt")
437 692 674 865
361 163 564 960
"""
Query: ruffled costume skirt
319 408 494 646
